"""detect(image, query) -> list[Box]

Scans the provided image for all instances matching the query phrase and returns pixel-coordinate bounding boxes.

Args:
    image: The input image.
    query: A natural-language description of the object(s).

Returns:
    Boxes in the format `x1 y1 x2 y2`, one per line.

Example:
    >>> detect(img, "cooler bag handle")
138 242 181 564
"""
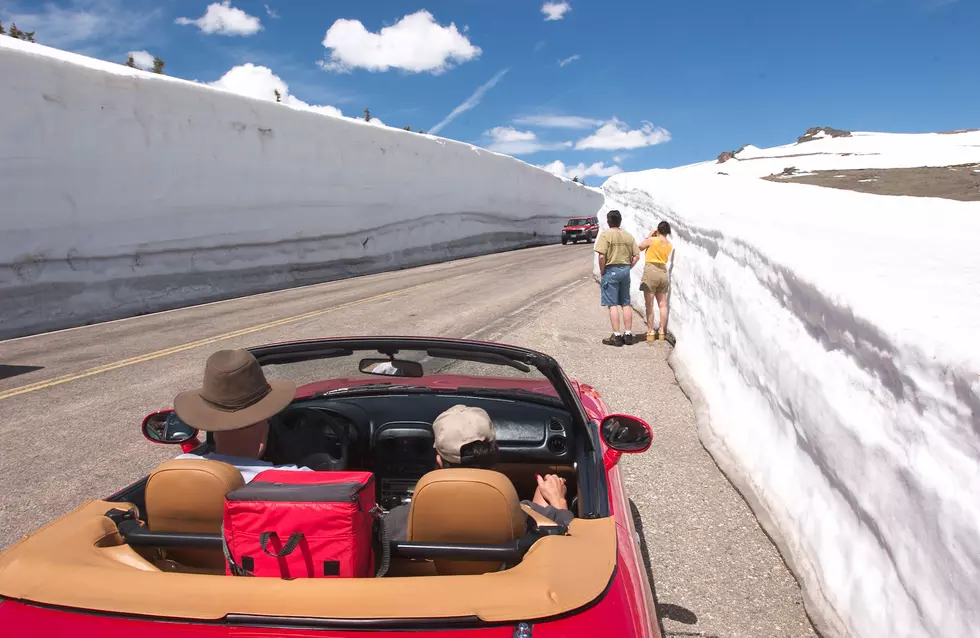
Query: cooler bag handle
260 531 305 557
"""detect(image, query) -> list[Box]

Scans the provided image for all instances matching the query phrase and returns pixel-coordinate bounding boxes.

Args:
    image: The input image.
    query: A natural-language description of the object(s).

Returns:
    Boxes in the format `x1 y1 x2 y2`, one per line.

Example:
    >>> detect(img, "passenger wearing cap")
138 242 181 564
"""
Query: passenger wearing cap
173 349 314 482
385 404 575 540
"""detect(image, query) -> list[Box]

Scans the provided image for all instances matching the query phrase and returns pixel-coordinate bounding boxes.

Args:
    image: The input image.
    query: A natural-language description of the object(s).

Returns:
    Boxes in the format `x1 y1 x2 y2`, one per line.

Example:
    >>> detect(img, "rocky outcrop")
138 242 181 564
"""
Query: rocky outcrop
797 127 852 144
717 144 748 164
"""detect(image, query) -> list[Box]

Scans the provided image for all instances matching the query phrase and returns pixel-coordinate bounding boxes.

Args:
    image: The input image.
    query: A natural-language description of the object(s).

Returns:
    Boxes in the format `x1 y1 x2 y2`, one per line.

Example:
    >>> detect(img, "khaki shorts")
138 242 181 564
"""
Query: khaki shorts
639 263 669 295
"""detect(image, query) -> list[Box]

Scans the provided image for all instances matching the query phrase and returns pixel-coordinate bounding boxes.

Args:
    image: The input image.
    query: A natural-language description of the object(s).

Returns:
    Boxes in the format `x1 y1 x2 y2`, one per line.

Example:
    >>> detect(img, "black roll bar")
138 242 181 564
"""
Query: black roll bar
104 508 567 562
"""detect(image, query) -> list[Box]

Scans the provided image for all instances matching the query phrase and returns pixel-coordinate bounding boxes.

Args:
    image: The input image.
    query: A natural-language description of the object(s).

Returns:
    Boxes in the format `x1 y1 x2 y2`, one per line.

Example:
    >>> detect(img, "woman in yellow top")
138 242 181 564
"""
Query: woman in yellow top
638 221 673 341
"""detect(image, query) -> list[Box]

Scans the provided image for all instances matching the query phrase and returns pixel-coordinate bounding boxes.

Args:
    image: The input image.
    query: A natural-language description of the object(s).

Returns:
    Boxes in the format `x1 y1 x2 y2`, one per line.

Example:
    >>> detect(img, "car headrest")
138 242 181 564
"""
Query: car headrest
407 468 527 575
145 459 244 534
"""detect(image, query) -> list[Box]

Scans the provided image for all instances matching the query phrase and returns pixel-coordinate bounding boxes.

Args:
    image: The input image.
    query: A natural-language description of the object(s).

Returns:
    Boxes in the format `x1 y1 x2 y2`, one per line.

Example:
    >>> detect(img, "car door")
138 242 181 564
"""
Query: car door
574 383 659 634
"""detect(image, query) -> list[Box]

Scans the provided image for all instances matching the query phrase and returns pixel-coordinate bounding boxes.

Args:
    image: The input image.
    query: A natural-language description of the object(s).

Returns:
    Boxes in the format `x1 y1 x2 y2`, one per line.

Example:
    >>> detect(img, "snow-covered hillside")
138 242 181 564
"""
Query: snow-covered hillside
600 130 980 638
690 128 980 178
0 38 600 339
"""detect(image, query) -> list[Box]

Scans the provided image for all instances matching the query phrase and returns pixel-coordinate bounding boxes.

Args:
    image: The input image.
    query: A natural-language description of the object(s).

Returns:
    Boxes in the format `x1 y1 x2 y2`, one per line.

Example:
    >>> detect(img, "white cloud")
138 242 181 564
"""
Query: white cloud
541 2 571 20
319 10 480 74
558 54 580 67
539 160 623 180
428 68 509 135
575 118 672 150
483 126 572 155
533 40 546 53
176 1 262 36
2 0 160 50
264 4 279 19
209 64 343 118
612 155 624 163
128 50 155 70
513 114 605 129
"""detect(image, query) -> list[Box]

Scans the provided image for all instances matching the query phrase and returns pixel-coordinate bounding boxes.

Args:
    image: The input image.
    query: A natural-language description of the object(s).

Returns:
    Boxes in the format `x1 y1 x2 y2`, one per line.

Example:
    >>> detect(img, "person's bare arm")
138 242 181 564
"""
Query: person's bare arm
598 253 607 275
638 232 656 250
534 474 568 510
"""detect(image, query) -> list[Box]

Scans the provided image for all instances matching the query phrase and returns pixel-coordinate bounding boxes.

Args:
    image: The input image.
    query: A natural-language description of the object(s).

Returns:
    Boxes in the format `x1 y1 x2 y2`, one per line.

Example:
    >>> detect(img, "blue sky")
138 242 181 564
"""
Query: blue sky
2 0 978 184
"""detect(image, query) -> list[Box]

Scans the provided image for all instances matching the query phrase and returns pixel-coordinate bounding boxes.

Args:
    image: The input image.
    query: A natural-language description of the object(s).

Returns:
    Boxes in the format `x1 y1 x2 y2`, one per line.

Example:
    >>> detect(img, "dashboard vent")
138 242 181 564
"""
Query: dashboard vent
547 436 568 455
548 418 565 432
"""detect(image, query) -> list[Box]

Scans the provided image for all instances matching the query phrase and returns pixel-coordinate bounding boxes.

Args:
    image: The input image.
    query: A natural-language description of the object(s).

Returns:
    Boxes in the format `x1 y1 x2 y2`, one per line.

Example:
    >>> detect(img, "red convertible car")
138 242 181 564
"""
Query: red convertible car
0 337 660 637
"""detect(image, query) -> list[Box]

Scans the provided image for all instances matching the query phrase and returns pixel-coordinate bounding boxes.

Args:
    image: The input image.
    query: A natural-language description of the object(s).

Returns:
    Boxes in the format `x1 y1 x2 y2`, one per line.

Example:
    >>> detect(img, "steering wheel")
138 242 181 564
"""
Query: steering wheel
268 408 349 472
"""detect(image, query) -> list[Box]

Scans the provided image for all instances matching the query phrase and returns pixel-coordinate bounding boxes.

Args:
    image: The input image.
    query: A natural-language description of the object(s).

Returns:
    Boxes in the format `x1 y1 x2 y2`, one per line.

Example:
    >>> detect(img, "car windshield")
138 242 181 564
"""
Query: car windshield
568 218 589 225
257 343 562 403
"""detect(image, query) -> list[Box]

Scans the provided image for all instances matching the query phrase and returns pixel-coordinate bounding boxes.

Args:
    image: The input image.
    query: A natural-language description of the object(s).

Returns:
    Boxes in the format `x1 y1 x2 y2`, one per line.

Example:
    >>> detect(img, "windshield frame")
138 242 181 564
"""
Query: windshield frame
247 336 607 518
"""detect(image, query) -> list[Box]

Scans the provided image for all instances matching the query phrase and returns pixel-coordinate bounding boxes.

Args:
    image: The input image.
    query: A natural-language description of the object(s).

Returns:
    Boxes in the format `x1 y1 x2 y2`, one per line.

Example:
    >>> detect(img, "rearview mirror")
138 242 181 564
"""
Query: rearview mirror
600 414 652 453
358 358 424 378
142 411 199 444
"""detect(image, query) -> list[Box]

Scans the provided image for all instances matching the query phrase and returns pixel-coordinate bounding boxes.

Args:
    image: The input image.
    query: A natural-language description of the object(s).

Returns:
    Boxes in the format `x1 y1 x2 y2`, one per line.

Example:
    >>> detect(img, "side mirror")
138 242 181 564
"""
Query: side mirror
358 358 424 378
600 414 652 453
142 411 199 445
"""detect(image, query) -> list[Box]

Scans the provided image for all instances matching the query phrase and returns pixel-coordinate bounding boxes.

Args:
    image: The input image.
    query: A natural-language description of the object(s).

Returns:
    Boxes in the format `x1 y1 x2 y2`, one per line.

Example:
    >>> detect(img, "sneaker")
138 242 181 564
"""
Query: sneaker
623 333 636 346
602 334 625 347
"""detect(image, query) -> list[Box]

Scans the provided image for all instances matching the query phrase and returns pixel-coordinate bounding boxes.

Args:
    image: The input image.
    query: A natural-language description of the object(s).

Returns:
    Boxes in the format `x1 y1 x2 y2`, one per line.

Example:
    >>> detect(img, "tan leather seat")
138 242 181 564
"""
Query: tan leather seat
406 468 527 575
145 458 244 570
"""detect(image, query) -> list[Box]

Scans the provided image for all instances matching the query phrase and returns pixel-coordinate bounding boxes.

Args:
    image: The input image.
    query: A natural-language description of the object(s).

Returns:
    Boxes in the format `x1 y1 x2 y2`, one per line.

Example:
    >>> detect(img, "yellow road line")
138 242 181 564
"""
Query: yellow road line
0 279 443 401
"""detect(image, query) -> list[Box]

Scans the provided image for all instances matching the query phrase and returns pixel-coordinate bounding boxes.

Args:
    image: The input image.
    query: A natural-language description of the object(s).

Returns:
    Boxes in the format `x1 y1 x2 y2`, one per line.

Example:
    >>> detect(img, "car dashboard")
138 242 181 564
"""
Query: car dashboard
269 393 577 510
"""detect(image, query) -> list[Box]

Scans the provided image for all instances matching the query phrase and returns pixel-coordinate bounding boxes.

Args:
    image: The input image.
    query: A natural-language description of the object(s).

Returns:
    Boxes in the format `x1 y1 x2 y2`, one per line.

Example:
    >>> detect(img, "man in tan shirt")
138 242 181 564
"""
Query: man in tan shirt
594 210 640 346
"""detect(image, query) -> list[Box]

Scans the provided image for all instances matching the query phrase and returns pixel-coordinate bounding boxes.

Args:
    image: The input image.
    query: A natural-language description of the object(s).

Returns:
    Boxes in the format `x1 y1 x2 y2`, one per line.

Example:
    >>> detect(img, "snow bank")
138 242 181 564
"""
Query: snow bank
0 38 600 339
599 133 980 638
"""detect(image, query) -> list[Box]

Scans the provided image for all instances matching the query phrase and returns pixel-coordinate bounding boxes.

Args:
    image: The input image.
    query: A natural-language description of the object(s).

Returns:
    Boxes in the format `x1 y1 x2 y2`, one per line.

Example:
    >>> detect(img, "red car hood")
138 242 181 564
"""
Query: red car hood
295 375 561 399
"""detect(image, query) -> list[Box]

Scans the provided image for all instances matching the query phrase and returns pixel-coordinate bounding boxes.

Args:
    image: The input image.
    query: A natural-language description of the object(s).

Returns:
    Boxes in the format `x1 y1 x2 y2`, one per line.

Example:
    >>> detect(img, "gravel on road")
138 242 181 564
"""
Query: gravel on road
490 277 817 638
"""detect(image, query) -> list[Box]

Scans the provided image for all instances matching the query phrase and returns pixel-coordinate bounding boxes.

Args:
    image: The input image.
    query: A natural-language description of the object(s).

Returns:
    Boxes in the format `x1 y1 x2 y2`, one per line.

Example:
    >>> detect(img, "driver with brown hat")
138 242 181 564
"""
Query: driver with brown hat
173 349 313 482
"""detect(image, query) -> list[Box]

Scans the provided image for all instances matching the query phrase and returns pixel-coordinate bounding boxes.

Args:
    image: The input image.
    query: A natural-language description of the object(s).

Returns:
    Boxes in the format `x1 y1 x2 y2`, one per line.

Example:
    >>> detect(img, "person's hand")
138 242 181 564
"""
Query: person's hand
533 474 568 510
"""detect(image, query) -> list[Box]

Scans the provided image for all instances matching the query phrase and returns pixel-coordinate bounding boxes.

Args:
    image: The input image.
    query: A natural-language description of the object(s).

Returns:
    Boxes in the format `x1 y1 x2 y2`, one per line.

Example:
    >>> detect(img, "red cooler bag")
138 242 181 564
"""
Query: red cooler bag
222 470 377 579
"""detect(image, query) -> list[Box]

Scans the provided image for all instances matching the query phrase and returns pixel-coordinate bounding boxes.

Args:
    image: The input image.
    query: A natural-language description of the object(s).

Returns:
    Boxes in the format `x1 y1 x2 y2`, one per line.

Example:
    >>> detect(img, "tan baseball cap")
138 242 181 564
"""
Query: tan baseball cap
432 404 496 464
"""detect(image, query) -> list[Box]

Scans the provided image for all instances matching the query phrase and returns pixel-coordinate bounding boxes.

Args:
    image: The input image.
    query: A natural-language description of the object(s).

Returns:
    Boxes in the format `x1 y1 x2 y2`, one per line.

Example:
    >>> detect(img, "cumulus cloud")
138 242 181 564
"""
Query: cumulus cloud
541 2 571 20
539 160 623 180
575 118 671 150
176 1 262 36
127 50 155 70
429 68 509 135
513 114 605 129
209 64 343 118
319 10 480 74
483 127 572 155
558 54 580 67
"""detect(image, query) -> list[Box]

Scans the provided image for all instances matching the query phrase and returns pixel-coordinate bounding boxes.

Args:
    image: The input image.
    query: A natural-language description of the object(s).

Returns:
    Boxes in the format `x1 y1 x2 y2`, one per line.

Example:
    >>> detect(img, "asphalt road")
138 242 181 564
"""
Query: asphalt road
0 243 815 637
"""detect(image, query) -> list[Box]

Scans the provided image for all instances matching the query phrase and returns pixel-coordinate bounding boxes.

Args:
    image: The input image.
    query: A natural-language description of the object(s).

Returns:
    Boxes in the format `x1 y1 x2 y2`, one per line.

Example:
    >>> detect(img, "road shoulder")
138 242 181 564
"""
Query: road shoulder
487 278 816 638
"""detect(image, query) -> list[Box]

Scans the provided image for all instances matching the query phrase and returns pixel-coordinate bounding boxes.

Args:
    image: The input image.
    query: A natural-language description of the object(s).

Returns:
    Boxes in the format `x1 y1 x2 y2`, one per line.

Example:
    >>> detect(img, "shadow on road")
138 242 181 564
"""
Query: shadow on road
629 498 699 633
0 364 44 381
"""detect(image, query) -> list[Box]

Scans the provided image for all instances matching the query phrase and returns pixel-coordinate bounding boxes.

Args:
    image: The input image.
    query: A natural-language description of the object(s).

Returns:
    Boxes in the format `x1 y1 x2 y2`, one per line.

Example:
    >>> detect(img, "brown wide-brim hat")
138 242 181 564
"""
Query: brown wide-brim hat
174 349 296 432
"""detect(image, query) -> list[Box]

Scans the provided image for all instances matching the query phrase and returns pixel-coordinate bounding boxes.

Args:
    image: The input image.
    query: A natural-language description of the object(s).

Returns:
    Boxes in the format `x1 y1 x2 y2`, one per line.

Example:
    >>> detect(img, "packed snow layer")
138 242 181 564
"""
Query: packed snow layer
599 152 980 637
0 38 600 339
704 130 980 179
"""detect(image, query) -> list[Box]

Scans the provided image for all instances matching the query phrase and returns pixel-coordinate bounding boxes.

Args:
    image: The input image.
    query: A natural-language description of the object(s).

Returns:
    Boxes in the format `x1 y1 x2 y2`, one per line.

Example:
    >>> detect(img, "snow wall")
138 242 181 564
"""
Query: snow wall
0 38 601 340
597 172 980 638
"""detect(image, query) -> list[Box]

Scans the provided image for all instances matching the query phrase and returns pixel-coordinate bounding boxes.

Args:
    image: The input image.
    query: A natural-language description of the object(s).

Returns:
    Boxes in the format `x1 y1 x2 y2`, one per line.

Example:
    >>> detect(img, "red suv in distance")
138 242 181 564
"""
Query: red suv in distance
561 216 599 245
